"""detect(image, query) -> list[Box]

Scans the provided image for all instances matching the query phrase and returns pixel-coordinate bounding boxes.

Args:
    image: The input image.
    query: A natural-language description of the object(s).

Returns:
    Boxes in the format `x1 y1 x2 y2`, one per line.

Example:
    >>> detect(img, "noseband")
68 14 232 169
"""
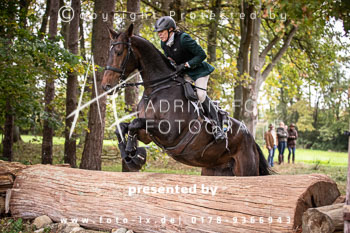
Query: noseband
105 38 133 80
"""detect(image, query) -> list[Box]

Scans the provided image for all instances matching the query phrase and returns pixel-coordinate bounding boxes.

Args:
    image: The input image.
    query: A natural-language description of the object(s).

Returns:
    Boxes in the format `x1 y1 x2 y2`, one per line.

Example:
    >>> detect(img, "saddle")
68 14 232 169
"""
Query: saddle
179 77 198 102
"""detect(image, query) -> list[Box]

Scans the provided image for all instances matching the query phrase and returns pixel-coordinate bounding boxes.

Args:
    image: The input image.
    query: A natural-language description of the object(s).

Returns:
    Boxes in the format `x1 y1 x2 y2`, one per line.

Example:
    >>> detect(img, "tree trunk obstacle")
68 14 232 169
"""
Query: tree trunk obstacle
302 203 344 233
0 160 341 232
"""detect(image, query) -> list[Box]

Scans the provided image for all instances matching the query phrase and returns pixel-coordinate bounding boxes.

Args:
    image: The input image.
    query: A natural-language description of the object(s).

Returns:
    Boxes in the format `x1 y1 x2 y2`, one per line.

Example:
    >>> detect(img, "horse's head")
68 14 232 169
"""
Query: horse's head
102 24 139 92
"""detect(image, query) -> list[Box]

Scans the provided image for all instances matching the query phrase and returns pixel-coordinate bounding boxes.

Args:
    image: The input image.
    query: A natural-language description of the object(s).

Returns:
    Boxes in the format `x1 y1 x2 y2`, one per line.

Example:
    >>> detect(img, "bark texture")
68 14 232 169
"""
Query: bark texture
64 0 80 168
302 203 344 233
42 0 59 164
8 164 340 233
80 0 115 170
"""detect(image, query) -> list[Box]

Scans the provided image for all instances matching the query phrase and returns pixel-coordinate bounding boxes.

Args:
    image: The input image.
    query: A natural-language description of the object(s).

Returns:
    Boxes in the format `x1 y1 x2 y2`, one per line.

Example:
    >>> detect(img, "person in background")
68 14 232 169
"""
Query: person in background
264 124 277 167
287 123 298 164
276 121 288 164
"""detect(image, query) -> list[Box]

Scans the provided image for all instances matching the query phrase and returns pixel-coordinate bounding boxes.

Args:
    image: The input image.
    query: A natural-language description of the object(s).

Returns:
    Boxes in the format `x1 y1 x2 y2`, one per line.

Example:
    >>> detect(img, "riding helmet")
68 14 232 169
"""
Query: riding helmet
154 16 176 32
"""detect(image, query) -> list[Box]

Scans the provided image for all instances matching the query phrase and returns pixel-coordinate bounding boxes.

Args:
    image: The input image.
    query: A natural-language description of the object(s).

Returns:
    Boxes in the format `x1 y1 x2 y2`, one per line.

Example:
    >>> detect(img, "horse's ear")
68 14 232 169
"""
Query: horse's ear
106 24 119 39
127 23 133 37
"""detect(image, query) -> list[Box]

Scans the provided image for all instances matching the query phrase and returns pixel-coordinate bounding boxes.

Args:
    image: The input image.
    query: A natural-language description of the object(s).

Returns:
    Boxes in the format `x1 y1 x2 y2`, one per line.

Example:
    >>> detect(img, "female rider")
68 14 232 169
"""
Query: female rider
154 16 225 141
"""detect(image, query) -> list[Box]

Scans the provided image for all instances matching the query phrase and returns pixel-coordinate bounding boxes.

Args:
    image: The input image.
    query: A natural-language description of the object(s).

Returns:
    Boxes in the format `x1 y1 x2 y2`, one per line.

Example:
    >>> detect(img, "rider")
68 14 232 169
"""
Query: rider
154 16 225 141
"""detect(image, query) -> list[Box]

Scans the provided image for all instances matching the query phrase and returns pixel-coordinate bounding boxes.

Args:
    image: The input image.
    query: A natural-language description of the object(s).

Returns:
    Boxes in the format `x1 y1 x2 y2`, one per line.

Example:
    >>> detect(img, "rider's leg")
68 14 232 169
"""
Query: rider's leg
194 75 209 104
194 75 225 141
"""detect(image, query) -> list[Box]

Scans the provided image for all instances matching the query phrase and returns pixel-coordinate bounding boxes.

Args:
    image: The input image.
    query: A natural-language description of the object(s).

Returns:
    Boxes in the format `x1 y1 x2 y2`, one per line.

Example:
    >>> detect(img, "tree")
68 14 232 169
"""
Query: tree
42 0 59 164
80 0 116 170
124 0 141 113
1 0 27 161
64 0 81 168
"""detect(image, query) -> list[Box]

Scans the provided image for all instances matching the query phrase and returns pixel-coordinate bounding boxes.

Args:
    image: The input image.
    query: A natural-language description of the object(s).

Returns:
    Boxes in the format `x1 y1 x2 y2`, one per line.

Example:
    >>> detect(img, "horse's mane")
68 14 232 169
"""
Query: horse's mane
132 35 176 71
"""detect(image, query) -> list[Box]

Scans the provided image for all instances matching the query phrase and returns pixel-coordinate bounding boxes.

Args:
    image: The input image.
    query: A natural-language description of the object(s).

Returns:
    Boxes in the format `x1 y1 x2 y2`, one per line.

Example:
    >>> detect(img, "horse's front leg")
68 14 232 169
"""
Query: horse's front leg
125 118 147 153
115 122 137 172
115 122 129 158
123 118 148 171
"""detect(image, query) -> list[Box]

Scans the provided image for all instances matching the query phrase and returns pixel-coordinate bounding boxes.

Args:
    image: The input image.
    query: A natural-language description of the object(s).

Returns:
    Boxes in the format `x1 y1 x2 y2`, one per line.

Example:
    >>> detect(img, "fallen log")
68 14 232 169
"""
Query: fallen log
302 203 344 233
0 161 70 195
8 164 340 233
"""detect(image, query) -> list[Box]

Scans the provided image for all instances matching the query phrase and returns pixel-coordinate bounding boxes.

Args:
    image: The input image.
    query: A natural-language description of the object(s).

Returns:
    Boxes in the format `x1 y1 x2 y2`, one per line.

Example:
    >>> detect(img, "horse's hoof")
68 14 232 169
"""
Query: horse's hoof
125 147 137 156
123 147 147 171
130 147 147 166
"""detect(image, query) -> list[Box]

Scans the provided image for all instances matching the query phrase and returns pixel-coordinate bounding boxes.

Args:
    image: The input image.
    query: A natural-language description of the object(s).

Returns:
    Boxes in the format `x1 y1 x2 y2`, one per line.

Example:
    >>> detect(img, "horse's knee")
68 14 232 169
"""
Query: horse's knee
128 118 145 132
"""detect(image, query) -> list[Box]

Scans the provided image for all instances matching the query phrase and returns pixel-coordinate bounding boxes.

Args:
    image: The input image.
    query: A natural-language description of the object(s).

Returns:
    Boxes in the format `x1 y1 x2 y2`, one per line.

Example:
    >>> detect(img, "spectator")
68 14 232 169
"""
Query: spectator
276 121 288 164
264 124 277 167
287 123 298 164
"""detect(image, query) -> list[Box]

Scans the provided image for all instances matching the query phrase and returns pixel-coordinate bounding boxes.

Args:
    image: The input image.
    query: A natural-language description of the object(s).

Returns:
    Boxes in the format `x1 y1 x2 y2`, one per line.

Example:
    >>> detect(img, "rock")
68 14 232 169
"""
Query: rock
32 215 52 229
126 230 134 233
50 222 81 233
111 228 128 233
69 226 85 232
34 229 45 233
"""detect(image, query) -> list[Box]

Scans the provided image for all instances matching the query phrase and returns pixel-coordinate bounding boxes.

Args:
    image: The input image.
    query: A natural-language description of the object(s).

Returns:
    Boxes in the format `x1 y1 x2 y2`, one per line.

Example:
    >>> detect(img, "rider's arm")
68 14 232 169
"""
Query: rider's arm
180 33 206 69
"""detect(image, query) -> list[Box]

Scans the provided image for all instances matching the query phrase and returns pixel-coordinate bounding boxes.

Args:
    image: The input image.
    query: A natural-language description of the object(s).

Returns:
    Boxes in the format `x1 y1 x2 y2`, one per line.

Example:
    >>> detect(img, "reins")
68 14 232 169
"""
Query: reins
105 38 207 91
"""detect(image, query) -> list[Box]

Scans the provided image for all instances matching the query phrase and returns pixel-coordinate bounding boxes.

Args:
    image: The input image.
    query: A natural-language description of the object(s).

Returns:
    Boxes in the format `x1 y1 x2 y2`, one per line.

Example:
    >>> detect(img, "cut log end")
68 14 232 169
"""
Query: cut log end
295 178 340 228
302 203 344 233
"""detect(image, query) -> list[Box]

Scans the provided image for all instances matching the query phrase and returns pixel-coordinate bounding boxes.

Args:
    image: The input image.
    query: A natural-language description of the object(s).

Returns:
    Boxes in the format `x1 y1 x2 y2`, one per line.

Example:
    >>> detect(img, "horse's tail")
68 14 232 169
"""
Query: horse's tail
255 142 274 176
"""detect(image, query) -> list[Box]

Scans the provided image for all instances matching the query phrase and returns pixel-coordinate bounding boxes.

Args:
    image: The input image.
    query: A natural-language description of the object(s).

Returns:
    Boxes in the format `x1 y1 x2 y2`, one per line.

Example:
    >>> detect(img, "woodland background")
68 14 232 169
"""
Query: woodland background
0 0 349 170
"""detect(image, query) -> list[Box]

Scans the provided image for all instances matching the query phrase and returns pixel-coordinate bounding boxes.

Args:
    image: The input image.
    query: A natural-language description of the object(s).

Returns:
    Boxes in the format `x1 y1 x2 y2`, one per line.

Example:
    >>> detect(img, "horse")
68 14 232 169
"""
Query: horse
101 24 271 176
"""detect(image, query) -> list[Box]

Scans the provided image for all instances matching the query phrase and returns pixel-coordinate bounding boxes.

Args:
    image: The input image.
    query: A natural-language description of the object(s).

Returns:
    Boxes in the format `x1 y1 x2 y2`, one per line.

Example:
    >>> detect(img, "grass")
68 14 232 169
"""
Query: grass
262 148 348 167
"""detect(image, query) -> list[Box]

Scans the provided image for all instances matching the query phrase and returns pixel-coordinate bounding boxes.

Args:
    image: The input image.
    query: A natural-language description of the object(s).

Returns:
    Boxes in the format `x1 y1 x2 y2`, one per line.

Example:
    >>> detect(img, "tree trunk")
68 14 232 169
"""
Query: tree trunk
39 0 51 38
233 1 297 137
12 125 22 143
59 0 69 49
42 0 59 165
9 165 340 232
124 0 141 113
302 203 344 233
80 0 116 170
2 100 14 161
64 0 80 168
206 0 221 98
234 2 253 121
79 14 86 60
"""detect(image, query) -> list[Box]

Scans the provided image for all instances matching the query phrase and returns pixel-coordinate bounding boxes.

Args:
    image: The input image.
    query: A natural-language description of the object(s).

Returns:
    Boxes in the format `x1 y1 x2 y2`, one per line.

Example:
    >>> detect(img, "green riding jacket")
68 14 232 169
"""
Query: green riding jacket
161 32 214 81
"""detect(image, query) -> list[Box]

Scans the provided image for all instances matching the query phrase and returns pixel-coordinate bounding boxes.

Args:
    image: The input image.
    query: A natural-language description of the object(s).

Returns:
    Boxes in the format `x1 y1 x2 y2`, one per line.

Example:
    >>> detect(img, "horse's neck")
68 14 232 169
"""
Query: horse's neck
133 37 174 92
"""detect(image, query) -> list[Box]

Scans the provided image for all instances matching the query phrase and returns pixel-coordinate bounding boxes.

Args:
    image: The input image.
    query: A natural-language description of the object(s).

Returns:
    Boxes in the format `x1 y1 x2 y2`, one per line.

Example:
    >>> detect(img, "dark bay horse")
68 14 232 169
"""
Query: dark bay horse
102 24 271 176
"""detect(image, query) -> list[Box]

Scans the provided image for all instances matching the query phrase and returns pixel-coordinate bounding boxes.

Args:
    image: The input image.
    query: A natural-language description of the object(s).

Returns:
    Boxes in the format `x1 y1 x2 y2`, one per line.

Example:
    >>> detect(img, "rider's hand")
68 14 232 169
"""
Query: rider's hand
176 63 186 72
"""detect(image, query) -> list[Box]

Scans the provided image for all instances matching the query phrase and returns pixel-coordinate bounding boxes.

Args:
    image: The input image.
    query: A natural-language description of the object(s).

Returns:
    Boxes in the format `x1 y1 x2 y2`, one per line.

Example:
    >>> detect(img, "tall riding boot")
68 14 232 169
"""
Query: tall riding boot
281 154 284 164
201 96 225 141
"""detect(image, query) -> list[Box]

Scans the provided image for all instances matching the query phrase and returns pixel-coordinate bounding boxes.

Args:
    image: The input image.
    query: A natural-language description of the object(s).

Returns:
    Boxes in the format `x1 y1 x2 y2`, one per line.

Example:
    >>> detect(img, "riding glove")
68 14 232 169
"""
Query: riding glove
176 63 186 72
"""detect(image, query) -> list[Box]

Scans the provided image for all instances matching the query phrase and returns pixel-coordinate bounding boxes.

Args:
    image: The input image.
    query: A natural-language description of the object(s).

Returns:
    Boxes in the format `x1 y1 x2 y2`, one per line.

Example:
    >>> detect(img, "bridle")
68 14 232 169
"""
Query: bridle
105 38 133 81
